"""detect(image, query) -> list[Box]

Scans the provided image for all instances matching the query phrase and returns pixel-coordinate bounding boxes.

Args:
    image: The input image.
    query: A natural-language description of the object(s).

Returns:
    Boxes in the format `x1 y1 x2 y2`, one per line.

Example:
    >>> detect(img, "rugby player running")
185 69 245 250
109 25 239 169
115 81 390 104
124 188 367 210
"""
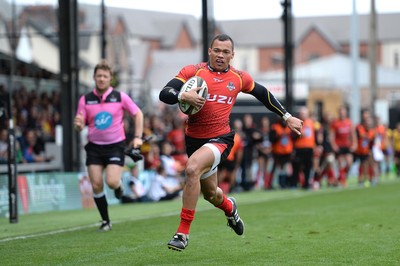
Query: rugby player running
159 34 303 251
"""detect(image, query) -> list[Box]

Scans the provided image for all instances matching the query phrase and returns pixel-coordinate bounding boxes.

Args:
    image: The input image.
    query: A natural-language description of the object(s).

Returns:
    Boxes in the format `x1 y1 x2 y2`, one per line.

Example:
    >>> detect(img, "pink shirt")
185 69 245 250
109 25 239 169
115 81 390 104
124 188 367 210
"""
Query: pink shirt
76 87 140 145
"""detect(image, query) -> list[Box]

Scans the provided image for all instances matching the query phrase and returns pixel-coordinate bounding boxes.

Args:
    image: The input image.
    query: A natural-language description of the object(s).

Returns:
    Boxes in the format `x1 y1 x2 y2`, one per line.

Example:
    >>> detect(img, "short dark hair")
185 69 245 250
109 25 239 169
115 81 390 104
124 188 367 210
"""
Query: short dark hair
94 59 113 76
210 34 234 51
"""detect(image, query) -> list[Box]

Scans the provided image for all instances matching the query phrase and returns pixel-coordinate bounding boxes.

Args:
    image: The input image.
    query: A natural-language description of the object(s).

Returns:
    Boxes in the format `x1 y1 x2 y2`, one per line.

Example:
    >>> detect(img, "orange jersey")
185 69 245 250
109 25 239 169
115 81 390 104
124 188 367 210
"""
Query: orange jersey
355 124 375 155
330 118 354 148
227 133 243 161
176 63 254 138
294 118 316 149
374 124 387 150
270 123 293 155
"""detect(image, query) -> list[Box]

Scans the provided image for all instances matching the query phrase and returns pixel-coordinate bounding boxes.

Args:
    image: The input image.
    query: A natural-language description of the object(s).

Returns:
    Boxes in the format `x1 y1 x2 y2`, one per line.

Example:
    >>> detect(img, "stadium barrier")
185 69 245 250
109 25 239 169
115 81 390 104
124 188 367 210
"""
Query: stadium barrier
0 169 156 218
0 172 119 218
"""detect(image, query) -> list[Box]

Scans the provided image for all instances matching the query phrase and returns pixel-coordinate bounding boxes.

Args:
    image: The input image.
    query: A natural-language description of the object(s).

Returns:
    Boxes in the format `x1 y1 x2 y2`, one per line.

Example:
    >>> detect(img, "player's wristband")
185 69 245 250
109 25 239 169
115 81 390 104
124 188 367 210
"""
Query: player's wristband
134 136 142 139
282 112 292 121
177 91 183 103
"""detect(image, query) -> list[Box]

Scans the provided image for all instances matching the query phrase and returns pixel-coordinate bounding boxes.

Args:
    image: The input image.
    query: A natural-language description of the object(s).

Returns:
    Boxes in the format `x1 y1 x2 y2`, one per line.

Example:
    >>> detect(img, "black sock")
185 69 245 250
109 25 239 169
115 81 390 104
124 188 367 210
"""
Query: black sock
94 195 109 223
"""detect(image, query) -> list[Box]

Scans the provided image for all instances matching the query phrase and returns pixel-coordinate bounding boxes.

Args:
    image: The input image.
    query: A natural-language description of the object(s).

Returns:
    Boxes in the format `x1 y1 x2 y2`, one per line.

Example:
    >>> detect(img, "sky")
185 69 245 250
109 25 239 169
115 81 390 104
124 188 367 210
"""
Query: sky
9 0 400 20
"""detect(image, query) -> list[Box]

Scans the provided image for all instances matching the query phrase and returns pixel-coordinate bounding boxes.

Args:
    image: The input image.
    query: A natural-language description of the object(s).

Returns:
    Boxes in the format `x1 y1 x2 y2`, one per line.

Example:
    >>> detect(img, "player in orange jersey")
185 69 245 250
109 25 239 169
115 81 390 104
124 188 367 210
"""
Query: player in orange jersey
266 118 294 189
291 106 317 190
159 34 303 251
354 110 376 186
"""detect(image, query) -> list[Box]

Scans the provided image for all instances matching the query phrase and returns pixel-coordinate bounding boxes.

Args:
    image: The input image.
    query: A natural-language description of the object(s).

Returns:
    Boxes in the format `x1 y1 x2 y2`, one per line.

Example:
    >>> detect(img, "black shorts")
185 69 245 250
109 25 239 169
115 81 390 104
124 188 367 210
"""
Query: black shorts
185 130 235 163
272 154 292 165
85 141 125 167
337 147 352 155
355 154 369 162
219 159 235 172
257 151 271 159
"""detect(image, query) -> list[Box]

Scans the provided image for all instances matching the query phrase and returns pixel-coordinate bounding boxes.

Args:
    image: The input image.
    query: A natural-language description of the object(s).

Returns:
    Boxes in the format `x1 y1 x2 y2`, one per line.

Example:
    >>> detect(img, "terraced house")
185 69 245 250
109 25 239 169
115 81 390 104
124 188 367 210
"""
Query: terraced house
0 1 399 122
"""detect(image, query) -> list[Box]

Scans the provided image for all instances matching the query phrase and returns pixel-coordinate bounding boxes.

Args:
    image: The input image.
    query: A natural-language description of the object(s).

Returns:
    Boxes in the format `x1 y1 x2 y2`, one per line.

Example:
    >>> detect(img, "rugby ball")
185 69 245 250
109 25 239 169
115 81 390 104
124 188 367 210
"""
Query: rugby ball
178 76 208 115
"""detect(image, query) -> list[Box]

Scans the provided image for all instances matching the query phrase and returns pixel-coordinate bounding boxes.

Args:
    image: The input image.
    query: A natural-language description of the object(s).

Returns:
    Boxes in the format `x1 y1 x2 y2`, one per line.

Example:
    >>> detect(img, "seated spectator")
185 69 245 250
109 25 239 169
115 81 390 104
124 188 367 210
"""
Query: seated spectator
18 128 53 163
121 164 148 203
143 141 161 171
160 141 185 179
79 174 95 209
166 117 186 155
147 164 182 202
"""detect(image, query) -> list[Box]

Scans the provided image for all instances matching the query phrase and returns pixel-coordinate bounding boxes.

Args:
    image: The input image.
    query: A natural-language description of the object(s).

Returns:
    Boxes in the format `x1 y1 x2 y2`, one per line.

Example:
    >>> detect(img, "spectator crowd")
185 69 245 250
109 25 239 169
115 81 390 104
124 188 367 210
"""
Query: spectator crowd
0 85 60 164
1 85 400 203
122 103 400 202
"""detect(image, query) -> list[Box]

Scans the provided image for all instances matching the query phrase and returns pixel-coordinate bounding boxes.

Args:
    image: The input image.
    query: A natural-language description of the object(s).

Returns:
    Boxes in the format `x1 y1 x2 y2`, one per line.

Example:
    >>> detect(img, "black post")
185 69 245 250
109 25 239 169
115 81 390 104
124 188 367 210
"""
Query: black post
202 0 208 62
101 0 106 59
202 0 215 62
6 93 17 224
281 0 294 113
59 0 80 171
8 0 18 224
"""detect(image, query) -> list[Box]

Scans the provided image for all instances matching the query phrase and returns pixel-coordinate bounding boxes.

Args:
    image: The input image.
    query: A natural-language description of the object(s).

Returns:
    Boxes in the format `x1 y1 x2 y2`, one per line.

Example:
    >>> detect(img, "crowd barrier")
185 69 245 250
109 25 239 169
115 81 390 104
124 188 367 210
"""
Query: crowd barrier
0 169 156 218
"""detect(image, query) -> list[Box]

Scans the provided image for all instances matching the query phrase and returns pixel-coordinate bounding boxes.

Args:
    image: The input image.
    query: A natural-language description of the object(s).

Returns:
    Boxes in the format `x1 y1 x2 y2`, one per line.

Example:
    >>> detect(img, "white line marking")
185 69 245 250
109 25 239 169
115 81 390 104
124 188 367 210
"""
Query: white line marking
0 184 365 243
0 211 180 243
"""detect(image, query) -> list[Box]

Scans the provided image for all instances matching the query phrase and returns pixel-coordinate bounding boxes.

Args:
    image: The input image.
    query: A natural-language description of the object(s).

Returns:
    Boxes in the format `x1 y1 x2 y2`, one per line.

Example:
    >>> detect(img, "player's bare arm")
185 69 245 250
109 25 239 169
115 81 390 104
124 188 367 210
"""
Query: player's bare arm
329 130 339 152
132 109 144 148
179 87 206 110
74 112 84 131
350 125 357 152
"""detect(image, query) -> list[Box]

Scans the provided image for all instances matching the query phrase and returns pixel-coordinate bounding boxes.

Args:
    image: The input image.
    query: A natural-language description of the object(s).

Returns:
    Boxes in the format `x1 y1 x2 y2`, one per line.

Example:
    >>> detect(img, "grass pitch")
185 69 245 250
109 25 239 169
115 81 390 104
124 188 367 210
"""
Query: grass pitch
1 179 399 266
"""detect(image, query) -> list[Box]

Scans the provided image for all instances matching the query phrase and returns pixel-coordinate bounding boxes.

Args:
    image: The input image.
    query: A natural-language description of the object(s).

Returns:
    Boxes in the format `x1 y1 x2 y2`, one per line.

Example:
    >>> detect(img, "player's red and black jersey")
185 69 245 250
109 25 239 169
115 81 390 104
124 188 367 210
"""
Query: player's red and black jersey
330 118 353 148
175 63 255 138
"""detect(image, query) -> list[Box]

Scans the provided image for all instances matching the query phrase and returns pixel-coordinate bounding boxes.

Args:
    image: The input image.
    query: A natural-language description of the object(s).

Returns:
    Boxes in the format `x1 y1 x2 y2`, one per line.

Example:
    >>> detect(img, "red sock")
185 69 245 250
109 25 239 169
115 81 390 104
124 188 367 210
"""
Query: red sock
177 208 195 235
344 166 350 176
368 165 374 181
264 172 271 189
358 164 362 180
327 168 335 184
315 169 326 183
216 194 233 216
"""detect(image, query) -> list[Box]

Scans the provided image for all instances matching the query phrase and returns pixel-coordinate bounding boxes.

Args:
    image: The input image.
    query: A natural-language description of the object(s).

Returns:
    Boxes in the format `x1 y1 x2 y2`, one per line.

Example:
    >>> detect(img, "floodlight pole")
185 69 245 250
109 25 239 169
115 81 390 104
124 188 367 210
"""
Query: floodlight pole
281 0 294 114
202 0 215 62
369 0 377 117
350 0 360 124
101 0 106 59
7 0 18 224
59 0 80 171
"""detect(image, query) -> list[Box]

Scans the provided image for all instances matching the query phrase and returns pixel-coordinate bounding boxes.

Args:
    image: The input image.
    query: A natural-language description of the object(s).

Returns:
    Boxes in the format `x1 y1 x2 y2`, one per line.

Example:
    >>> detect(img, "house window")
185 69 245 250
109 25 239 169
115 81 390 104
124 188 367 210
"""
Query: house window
308 53 320 61
271 53 283 65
